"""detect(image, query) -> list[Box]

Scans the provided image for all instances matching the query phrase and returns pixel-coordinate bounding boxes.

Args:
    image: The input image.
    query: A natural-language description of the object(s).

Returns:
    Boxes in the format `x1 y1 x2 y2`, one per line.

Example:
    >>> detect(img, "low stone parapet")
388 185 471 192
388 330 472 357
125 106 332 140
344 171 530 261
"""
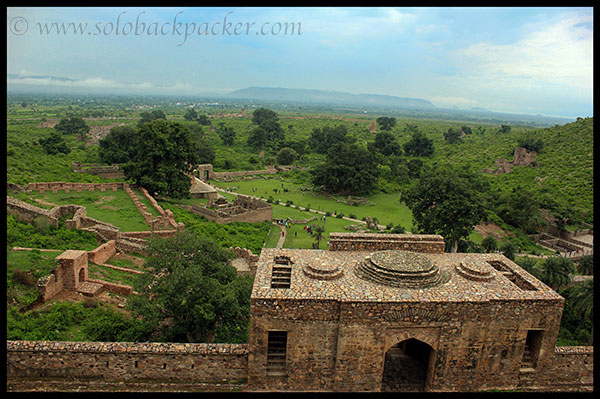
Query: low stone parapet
328 232 446 253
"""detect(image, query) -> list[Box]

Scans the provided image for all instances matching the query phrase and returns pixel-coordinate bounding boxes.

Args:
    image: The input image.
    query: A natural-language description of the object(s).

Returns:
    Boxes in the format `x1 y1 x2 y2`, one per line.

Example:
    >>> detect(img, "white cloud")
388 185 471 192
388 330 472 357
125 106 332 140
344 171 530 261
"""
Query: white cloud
291 7 416 42
453 12 593 90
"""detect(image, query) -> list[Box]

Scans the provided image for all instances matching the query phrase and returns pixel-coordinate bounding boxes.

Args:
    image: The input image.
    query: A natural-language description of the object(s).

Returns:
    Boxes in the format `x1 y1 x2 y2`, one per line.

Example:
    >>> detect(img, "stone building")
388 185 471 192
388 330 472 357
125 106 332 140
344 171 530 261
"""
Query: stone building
248 233 566 392
6 233 592 392
189 176 218 200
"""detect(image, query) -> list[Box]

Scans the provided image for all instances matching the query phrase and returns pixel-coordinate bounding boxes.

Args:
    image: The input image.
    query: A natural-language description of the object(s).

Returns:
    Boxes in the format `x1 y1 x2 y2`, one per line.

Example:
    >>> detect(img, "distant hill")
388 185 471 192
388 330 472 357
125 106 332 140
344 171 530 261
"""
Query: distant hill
226 87 436 109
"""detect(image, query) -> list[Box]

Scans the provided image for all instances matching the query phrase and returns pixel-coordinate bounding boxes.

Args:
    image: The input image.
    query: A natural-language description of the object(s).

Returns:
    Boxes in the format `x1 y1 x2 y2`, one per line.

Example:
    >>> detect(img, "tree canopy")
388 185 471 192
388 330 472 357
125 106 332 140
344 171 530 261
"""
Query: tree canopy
368 131 403 157
308 125 355 154
54 116 90 138
137 109 167 128
127 231 252 343
98 125 138 164
121 119 200 198
403 165 489 252
376 116 397 131
251 107 279 126
403 131 434 157
311 142 379 195
39 132 70 155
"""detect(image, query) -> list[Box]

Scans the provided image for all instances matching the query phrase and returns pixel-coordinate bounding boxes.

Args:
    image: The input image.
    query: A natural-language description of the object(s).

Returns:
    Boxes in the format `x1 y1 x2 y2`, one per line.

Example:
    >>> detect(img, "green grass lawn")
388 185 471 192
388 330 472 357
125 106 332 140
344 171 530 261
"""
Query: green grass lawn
212 177 414 229
88 263 138 286
28 189 150 231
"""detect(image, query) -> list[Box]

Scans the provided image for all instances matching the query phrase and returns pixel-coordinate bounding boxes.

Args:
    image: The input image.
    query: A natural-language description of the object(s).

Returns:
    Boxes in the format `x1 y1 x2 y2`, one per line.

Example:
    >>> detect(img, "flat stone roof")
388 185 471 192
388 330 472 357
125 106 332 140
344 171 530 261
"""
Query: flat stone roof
55 250 87 260
251 248 563 303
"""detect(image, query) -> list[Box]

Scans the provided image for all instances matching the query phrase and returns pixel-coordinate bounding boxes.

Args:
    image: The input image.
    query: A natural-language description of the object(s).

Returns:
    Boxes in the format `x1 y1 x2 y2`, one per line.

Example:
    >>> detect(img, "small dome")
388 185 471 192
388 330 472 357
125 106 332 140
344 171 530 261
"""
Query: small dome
355 250 448 288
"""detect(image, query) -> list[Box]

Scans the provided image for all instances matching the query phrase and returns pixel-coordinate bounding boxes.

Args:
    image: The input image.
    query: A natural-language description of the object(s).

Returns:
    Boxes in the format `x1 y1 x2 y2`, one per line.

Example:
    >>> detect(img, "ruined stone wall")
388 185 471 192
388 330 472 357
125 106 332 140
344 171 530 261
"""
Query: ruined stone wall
212 166 277 180
86 278 133 296
7 196 58 226
26 182 125 193
328 233 446 253
7 341 248 384
72 163 125 179
37 267 65 302
87 240 116 265
181 204 272 224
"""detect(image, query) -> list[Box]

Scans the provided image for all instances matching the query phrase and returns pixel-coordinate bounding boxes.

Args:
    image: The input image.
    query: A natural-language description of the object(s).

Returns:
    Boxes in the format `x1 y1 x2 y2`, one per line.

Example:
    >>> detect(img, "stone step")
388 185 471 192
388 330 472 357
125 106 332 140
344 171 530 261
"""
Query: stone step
77 281 104 297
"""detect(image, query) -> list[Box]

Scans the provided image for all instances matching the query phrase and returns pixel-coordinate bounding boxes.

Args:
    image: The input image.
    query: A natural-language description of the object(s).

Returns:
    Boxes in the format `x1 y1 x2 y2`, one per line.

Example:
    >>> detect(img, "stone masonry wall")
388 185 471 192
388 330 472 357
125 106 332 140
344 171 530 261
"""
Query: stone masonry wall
87 240 116 265
328 233 446 253
7 341 248 384
248 296 575 392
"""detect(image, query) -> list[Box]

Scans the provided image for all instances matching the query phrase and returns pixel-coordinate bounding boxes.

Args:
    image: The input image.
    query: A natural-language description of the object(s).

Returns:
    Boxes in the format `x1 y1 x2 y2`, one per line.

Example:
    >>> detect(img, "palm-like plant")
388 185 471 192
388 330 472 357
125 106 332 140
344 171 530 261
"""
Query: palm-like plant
541 256 575 290
501 241 516 261
569 279 593 344
577 255 594 275
313 225 326 249
481 236 498 253
516 256 543 280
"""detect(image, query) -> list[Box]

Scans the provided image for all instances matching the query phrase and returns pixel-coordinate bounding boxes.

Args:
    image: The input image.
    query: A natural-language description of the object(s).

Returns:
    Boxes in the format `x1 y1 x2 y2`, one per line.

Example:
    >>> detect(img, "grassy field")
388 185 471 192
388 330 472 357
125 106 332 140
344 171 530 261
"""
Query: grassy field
28 189 150 231
213 176 414 229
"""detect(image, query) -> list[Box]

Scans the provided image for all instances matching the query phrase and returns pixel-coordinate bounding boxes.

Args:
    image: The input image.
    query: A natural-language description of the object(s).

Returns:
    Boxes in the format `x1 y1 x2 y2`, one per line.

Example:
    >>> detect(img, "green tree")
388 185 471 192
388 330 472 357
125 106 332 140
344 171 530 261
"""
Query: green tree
127 231 252 343
247 126 269 150
403 165 489 252
516 256 542 279
403 131 434 157
518 136 544 153
122 119 200 198
251 107 279 126
481 236 498 253
54 116 90 140
568 279 593 344
197 114 211 125
308 125 355 154
444 127 462 144
311 142 380 195
39 132 70 155
137 109 167 128
313 225 326 248
217 123 236 146
461 126 472 135
368 131 403 157
496 189 545 233
376 116 397 131
577 255 593 275
98 125 138 164
498 124 512 134
277 147 298 165
540 257 575 291
184 108 199 121
501 241 516 261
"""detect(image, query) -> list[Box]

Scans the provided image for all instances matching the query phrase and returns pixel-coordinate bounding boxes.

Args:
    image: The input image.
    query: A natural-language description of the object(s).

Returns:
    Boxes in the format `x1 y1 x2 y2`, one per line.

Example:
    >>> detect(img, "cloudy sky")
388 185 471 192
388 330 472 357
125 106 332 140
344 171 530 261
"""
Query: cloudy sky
7 7 593 118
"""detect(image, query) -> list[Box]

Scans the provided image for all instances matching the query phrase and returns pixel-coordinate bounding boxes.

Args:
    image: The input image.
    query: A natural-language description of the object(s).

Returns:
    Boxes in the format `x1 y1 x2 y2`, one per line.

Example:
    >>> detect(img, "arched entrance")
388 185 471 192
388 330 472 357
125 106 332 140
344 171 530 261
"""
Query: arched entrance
78 268 86 284
381 338 433 392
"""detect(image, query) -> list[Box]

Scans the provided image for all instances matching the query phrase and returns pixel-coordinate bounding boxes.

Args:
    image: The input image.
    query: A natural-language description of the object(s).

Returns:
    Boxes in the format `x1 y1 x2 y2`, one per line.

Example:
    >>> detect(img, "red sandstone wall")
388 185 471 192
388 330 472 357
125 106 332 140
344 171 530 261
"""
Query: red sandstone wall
87 240 116 264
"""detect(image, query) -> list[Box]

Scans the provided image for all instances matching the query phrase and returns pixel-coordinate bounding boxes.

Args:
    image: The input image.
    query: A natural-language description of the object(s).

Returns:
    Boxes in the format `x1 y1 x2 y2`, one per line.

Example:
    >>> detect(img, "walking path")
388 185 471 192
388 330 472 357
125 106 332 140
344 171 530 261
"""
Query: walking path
274 223 286 249
213 186 386 229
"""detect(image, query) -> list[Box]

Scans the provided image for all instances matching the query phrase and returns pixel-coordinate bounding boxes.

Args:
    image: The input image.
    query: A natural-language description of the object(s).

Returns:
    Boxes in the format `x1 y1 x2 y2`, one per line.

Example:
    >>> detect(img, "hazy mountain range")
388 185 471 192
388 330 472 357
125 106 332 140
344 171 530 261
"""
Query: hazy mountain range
7 74 574 125
226 87 436 109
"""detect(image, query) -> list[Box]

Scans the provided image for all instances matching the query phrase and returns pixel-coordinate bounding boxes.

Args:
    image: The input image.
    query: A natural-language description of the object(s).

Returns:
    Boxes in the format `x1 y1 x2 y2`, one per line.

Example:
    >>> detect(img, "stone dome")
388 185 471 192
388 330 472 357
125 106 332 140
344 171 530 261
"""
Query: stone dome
354 250 448 288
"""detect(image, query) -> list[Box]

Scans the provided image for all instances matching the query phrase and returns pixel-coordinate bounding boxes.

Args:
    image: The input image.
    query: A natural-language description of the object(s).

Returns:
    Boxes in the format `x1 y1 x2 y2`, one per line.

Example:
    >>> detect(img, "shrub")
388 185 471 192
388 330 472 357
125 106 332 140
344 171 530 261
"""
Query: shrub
12 269 36 287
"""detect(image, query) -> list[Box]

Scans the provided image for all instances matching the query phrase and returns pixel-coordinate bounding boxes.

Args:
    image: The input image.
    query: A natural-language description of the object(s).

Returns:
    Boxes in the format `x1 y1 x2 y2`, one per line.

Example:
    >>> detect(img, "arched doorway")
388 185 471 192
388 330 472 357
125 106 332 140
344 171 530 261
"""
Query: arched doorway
78 268 86 284
381 338 433 392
